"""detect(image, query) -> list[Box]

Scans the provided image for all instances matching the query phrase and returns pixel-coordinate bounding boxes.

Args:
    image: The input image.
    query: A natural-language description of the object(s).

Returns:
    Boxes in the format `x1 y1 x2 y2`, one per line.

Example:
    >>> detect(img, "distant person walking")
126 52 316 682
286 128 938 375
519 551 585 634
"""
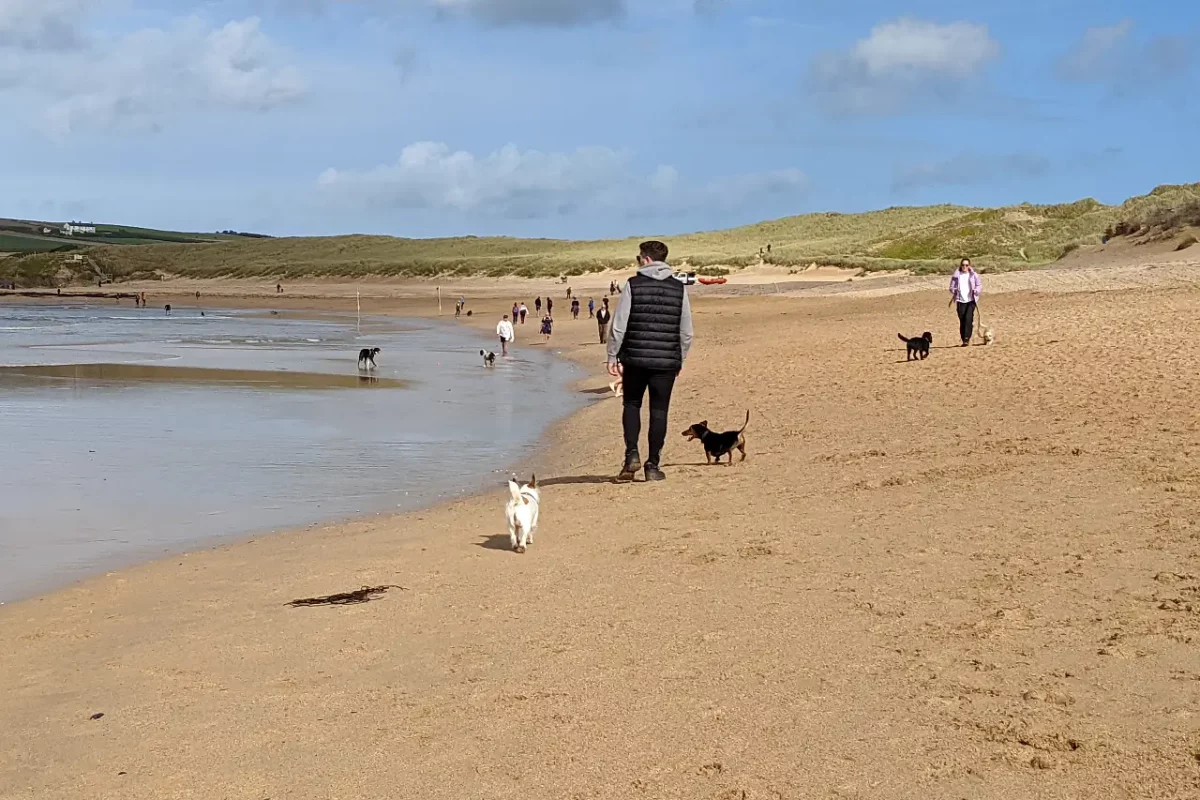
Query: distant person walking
496 314 515 357
545 297 553 316
540 313 553 342
276 283 282 294
535 297 542 315
588 297 595 318
949 257 982 346
566 286 572 299
519 303 528 324
571 298 580 319
596 302 611 344
512 302 520 321
608 240 693 482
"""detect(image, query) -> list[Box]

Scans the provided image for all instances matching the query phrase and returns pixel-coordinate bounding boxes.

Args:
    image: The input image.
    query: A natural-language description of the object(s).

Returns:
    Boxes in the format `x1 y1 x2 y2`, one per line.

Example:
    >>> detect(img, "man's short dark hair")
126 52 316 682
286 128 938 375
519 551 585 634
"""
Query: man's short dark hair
639 240 669 263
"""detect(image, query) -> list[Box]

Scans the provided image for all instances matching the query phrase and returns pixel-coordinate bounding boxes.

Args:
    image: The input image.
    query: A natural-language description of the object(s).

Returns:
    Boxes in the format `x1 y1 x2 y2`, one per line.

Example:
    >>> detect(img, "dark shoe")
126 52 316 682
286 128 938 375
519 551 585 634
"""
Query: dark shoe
961 340 969 347
618 451 641 481
643 462 666 482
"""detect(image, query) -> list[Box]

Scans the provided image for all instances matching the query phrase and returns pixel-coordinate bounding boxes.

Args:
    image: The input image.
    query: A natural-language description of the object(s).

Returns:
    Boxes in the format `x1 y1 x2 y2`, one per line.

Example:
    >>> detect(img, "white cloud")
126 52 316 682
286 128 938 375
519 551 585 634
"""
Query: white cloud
806 18 1000 115
317 141 805 220
1056 20 1193 93
1056 20 1132 81
269 0 626 25
432 0 624 25
852 18 998 77
0 0 92 50
892 152 1049 192
2 15 306 136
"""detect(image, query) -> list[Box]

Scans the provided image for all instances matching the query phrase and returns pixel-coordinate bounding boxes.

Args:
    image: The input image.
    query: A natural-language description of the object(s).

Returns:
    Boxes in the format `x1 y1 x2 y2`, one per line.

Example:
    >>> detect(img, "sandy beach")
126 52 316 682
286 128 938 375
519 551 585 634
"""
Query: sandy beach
3 254 1200 799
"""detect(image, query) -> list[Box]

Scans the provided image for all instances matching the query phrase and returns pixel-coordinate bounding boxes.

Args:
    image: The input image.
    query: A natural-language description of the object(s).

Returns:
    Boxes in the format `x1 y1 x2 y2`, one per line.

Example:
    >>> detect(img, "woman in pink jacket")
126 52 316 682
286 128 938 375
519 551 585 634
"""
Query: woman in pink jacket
949 258 982 346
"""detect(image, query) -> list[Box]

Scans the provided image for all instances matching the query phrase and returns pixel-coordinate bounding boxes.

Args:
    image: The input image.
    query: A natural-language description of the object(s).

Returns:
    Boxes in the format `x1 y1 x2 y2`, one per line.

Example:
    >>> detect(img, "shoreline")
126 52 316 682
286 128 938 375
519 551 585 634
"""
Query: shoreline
0 301 593 605
3 254 1200 608
4 260 1200 798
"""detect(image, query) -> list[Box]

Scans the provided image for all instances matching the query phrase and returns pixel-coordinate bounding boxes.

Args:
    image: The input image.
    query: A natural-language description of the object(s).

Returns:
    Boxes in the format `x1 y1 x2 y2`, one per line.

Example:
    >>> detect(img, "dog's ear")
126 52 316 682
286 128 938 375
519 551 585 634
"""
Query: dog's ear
699 420 707 428
529 474 537 488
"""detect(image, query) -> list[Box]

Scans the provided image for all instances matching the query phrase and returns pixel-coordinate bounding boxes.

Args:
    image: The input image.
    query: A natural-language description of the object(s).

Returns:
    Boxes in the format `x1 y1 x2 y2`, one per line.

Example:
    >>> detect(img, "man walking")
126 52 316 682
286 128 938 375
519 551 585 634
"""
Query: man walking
607 240 693 482
496 313 515 357
949 257 982 346
596 301 611 344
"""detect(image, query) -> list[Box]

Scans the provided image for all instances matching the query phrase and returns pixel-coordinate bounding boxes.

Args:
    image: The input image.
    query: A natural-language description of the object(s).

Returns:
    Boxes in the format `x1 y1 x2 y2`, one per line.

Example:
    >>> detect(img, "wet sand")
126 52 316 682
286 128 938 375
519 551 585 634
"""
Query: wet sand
0 305 584 603
0 362 409 389
2 260 1200 799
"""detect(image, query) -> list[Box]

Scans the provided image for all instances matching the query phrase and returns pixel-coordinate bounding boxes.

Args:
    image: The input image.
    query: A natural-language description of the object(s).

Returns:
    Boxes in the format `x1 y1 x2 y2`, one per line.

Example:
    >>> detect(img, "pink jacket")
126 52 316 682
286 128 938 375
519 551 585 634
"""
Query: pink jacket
949 269 981 302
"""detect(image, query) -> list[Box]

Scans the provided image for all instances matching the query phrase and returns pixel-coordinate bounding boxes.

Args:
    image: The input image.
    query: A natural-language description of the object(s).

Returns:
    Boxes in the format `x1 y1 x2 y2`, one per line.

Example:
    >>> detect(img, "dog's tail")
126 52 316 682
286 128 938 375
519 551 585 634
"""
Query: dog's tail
896 333 910 343
739 409 751 433
508 479 523 506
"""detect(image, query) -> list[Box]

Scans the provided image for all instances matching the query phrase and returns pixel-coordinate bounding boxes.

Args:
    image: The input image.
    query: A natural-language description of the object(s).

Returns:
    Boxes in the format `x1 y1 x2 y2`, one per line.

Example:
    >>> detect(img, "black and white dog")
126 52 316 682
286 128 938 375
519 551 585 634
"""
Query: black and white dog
357 347 381 370
480 349 497 367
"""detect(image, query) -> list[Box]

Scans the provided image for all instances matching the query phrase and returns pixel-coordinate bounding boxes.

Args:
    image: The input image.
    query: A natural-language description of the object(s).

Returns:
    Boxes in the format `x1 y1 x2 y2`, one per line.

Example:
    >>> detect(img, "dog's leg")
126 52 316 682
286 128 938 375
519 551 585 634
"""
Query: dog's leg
509 523 519 552
738 442 747 462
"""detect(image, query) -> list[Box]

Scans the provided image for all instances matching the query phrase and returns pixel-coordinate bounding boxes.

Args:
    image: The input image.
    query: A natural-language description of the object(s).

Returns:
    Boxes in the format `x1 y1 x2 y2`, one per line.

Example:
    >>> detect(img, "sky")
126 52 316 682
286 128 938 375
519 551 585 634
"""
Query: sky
0 0 1196 239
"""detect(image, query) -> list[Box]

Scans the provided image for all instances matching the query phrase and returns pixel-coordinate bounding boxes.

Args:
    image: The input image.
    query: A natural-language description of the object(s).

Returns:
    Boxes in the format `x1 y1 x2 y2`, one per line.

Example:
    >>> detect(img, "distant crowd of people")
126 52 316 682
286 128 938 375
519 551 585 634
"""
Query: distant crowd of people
468 281 624 357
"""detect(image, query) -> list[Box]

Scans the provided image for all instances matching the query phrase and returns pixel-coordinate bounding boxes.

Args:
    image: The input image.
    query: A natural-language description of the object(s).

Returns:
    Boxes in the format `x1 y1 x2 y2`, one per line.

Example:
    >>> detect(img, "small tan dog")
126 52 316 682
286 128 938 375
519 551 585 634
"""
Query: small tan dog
976 306 995 345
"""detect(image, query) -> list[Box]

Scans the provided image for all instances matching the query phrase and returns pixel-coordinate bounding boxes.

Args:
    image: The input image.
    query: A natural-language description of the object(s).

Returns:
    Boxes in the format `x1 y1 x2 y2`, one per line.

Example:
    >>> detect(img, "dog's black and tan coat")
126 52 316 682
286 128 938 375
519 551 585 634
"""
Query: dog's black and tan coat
682 410 750 465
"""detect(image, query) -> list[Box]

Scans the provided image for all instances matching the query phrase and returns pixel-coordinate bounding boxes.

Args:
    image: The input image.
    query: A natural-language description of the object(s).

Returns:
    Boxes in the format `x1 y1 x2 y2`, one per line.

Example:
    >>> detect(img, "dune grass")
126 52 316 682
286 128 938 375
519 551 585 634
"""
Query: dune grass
4 183 1199 288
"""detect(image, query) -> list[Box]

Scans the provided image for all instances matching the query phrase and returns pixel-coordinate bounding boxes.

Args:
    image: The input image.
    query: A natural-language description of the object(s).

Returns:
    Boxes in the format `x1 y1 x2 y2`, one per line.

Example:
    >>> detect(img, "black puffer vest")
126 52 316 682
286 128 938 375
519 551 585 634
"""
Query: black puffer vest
617 272 685 372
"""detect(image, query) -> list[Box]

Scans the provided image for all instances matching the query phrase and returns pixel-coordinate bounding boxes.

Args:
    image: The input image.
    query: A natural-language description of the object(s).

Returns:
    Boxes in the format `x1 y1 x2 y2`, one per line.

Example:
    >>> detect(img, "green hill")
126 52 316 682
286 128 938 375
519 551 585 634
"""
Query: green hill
0 218 268 252
3 183 1198 288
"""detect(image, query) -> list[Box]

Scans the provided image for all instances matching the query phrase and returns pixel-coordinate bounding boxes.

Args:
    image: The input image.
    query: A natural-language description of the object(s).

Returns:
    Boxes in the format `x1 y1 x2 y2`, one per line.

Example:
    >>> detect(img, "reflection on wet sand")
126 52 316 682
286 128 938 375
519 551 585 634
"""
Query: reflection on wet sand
0 363 409 390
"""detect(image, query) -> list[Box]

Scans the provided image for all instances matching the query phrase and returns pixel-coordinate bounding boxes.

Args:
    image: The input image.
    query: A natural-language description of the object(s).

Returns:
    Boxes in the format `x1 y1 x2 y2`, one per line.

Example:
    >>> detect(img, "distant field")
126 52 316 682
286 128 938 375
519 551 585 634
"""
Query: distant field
3 183 1198 287
0 233 79 253
0 219 262 255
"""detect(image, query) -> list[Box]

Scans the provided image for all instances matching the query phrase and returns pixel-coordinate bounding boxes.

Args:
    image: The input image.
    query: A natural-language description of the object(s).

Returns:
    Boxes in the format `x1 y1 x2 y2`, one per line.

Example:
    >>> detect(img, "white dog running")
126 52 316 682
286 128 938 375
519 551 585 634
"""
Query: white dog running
505 474 540 554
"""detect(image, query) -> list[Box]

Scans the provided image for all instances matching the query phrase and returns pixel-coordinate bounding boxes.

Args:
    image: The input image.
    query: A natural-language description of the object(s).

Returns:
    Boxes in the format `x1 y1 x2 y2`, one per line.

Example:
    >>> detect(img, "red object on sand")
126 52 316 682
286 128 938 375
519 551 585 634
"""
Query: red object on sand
697 277 727 285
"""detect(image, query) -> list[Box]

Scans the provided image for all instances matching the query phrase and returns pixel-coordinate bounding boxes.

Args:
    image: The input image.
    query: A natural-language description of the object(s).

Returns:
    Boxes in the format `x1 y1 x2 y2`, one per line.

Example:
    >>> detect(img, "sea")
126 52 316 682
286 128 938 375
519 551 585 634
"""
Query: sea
0 302 585 603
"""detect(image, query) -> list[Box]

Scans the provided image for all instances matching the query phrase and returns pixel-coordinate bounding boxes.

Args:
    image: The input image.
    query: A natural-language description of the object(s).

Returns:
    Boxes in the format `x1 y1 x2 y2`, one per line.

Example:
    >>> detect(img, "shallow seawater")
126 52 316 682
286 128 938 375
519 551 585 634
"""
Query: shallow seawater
0 303 585 602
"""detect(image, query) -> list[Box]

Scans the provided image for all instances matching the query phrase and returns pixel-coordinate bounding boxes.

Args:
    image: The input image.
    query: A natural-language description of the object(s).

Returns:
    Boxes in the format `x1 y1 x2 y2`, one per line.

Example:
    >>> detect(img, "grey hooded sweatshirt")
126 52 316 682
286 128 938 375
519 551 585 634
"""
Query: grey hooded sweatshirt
606 262 694 366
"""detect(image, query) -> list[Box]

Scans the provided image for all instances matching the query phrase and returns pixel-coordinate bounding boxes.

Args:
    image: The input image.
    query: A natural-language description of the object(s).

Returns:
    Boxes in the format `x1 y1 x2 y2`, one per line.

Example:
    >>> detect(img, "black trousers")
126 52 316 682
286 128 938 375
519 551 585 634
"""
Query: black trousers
620 366 677 466
956 301 976 343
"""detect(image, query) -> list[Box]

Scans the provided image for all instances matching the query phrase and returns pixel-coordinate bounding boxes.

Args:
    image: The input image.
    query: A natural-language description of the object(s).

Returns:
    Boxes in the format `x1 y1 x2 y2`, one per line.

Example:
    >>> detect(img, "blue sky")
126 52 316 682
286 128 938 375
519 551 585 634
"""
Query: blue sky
0 0 1195 239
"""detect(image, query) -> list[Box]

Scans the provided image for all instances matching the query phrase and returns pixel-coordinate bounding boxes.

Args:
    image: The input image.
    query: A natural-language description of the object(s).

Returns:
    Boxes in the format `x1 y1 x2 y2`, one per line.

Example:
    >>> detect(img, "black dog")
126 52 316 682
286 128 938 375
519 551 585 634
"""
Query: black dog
480 349 496 367
682 410 750 465
897 332 932 361
358 347 381 370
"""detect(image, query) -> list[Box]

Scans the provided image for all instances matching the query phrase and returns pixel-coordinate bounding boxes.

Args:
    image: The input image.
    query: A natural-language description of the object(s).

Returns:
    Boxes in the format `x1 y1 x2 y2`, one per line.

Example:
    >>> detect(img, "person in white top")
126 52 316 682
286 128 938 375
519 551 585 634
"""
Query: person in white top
496 314 515 356
948 257 982 346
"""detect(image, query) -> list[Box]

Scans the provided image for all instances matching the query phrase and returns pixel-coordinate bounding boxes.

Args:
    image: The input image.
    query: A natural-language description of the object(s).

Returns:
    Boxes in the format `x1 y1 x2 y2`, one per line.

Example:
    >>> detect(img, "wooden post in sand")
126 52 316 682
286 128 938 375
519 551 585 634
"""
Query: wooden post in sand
437 286 442 316
356 290 361 334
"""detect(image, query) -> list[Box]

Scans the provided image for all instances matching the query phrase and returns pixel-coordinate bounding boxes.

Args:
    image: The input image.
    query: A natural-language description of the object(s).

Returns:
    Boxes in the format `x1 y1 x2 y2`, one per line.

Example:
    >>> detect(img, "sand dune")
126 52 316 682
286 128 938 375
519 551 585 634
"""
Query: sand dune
2 260 1199 799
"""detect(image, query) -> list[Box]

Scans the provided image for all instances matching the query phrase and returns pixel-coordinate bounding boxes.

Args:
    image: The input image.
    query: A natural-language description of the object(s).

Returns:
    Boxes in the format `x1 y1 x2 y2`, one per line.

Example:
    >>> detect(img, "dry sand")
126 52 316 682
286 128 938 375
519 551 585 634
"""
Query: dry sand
3 256 1200 799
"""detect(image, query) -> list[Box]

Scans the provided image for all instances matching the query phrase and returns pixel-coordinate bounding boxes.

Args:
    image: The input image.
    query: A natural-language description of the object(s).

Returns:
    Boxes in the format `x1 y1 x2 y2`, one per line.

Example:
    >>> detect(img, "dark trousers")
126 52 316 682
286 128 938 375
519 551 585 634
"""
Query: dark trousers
621 367 677 466
956 301 976 343
598 320 608 344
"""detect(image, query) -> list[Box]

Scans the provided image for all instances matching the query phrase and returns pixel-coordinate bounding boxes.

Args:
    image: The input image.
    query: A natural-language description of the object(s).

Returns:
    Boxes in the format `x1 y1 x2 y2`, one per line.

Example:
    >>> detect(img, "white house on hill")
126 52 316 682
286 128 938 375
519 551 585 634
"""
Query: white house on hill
62 223 97 236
